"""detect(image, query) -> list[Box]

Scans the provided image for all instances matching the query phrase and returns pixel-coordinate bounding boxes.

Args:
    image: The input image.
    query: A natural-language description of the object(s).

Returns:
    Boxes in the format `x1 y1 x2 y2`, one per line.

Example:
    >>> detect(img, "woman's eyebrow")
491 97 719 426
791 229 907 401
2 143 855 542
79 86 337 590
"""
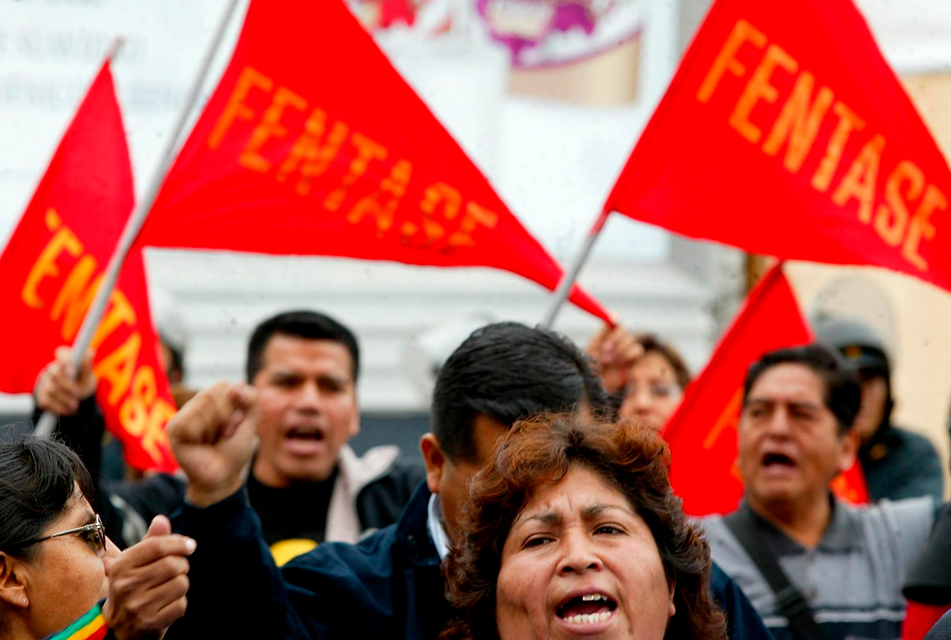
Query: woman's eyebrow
512 511 562 531
513 503 635 530
526 512 562 526
581 504 635 520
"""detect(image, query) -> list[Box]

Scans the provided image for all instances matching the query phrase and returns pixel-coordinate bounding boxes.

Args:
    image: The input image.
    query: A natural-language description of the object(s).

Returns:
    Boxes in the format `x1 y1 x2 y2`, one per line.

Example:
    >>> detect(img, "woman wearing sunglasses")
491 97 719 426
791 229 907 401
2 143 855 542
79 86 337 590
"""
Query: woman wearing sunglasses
0 434 194 640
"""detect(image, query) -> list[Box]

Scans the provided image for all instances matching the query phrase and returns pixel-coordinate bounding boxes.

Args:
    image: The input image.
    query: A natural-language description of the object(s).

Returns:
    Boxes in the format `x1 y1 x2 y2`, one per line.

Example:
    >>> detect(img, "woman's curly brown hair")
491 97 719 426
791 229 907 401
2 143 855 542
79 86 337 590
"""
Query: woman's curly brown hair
441 414 727 640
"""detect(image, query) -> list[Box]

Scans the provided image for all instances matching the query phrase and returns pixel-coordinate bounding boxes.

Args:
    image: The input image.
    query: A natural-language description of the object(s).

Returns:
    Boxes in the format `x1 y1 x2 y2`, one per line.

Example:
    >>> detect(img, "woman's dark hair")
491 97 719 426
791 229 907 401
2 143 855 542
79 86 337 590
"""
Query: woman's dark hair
0 433 95 560
636 333 692 390
441 415 727 640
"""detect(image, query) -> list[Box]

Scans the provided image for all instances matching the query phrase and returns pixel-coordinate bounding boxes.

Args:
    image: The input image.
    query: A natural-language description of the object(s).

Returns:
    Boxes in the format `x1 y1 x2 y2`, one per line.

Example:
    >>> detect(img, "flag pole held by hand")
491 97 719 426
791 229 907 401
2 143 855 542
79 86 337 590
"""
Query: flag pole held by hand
35 0 242 438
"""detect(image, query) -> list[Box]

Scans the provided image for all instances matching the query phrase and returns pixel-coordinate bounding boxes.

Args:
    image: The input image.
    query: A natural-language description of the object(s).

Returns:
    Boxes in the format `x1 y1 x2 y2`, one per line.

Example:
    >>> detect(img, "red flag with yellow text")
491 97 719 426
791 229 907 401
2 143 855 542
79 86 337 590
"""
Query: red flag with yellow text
136 0 608 321
664 263 868 515
0 62 178 472
605 0 951 292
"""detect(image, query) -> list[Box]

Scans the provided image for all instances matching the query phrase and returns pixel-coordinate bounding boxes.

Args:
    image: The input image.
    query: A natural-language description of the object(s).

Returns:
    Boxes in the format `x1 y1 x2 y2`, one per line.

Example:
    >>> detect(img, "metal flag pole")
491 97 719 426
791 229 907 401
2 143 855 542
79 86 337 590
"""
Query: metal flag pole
104 36 125 64
540 208 611 329
35 0 242 438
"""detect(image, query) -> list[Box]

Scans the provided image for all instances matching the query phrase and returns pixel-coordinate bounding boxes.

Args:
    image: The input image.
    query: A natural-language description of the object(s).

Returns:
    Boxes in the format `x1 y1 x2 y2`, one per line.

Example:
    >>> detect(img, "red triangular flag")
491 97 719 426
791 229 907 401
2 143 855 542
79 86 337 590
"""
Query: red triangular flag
137 0 608 321
0 62 178 472
664 263 868 515
605 0 951 292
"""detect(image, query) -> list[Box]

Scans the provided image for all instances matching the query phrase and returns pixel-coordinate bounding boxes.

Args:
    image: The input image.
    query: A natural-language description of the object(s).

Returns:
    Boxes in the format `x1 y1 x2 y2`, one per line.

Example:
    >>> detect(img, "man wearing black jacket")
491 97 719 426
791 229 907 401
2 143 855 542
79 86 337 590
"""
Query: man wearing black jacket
32 310 422 561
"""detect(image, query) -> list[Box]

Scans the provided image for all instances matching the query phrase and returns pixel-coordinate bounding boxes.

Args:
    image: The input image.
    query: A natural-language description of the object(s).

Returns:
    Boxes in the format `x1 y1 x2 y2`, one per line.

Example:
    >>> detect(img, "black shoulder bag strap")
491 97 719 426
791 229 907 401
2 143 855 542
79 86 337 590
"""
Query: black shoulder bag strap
723 510 829 640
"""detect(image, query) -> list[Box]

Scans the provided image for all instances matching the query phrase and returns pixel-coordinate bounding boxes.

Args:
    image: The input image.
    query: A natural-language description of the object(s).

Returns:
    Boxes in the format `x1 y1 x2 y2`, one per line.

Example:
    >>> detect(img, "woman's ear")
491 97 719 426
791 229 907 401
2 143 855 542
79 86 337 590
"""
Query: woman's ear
667 578 676 618
0 553 29 610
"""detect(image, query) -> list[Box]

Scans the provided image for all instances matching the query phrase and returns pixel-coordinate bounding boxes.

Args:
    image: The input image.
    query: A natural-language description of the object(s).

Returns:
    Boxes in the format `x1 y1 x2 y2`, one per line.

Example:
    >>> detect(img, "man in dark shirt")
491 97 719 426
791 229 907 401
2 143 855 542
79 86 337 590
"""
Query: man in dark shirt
33 310 422 562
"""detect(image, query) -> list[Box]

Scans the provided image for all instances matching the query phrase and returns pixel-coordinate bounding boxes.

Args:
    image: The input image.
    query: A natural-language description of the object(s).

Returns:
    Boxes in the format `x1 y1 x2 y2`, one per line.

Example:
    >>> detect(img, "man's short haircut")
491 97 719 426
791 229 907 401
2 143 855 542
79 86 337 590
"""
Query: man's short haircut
0 434 95 560
743 344 861 434
246 310 360 382
431 322 610 462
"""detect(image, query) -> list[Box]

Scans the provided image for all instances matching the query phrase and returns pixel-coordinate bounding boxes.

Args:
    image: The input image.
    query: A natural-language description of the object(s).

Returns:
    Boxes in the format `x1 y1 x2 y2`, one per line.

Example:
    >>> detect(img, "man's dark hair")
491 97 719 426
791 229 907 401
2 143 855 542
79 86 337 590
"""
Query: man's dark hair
0 434 95 560
743 344 861 434
246 310 360 382
431 322 610 462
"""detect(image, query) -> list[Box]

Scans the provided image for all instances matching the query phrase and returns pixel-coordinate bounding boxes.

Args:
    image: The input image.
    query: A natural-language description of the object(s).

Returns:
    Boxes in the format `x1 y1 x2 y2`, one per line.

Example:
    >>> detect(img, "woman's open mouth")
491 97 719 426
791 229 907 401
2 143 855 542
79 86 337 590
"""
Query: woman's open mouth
556 592 618 625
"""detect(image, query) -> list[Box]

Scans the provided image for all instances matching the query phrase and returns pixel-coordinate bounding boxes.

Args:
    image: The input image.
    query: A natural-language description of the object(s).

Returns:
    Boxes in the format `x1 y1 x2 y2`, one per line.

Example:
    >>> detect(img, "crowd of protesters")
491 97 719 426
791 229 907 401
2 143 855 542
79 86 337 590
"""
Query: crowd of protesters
2 306 950 640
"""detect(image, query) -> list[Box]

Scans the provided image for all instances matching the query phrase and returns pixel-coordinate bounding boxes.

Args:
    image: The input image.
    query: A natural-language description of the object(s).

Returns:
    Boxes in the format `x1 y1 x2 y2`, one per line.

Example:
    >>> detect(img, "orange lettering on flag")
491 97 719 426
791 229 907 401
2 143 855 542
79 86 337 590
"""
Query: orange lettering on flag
22 211 83 310
420 183 462 219
729 43 798 144
95 331 142 406
208 66 274 150
903 185 945 271
448 202 500 248
811 101 865 192
697 19 767 103
119 366 174 463
702 387 744 450
240 86 308 173
324 134 388 212
692 20 941 273
875 160 925 247
90 290 137 350
347 159 413 237
762 71 835 173
832 134 885 223
402 183 460 246
276 108 349 195
51 255 101 342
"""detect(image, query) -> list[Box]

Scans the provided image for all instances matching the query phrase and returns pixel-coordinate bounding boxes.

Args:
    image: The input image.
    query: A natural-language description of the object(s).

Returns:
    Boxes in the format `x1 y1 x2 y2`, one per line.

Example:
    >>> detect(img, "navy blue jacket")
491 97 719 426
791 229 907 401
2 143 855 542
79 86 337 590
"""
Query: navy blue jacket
169 482 774 640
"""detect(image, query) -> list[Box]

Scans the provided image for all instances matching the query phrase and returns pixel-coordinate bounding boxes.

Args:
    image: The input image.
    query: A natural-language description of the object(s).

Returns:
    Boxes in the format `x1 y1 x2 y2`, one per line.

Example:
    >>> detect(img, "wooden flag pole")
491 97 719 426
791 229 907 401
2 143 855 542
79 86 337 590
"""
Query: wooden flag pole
35 0 242 438
745 253 769 294
540 208 611 329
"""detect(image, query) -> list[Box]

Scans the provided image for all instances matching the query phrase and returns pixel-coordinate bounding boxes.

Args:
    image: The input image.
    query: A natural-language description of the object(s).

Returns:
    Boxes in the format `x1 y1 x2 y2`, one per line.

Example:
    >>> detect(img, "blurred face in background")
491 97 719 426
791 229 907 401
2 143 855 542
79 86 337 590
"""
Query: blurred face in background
619 351 684 431
251 335 359 488
853 373 888 444
738 363 855 516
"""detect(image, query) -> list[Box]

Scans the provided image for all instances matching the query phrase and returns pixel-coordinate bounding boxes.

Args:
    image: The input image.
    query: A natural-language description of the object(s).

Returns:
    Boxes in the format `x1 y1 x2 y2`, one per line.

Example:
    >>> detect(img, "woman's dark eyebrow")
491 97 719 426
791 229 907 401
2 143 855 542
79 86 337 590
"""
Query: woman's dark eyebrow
581 504 635 520
516 503 634 529
522 512 562 527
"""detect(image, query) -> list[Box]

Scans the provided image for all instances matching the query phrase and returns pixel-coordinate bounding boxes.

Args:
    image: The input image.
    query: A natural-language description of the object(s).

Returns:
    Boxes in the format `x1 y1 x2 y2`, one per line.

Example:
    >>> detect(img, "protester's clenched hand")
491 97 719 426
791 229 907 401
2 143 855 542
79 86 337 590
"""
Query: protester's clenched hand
167 381 257 507
33 346 97 415
586 321 643 394
103 516 195 640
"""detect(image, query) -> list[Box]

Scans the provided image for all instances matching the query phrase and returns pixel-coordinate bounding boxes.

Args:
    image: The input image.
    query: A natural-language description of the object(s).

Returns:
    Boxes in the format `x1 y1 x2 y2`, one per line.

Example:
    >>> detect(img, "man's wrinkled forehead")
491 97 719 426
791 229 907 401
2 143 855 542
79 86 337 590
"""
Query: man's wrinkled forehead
744 361 828 408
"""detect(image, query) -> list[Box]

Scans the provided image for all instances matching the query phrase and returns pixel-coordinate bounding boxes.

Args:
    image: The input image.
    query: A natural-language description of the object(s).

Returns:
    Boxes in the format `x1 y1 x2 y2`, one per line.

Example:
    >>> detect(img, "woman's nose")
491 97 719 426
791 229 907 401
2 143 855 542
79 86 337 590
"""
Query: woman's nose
557 530 602 575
